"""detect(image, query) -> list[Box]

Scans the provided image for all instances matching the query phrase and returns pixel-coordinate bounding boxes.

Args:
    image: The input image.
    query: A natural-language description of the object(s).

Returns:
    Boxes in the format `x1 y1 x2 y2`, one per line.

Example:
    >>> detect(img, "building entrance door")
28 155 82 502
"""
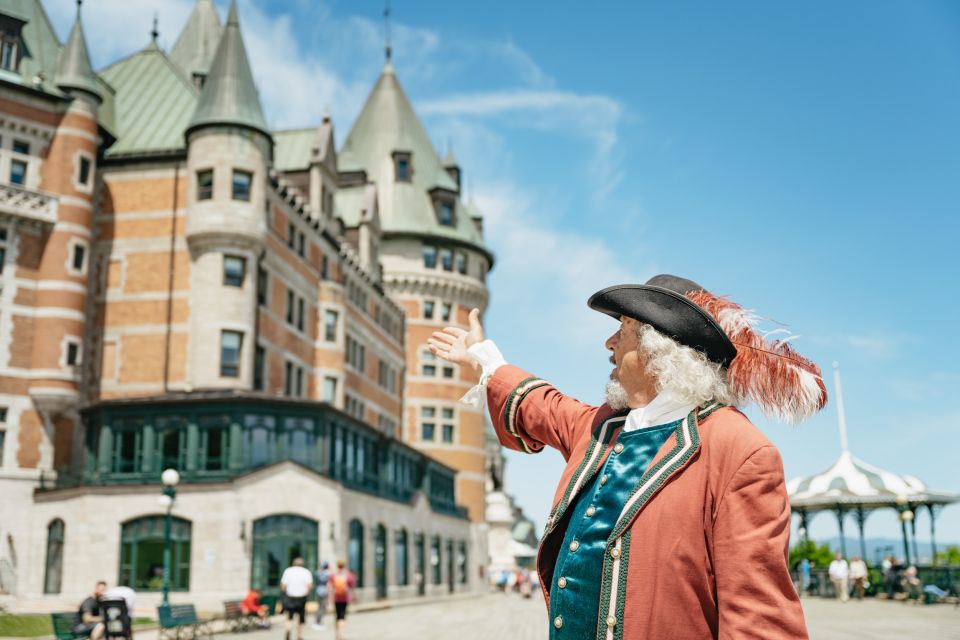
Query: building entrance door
251 515 318 596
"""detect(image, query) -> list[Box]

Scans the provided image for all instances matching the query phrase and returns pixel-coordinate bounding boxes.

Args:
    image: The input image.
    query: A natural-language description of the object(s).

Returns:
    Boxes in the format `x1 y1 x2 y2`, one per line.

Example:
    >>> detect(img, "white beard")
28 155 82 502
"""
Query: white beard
605 380 629 410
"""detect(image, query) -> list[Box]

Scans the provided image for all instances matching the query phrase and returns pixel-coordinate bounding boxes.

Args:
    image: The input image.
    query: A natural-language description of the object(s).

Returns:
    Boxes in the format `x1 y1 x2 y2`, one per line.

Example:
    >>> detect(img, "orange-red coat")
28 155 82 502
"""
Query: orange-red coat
487 365 808 640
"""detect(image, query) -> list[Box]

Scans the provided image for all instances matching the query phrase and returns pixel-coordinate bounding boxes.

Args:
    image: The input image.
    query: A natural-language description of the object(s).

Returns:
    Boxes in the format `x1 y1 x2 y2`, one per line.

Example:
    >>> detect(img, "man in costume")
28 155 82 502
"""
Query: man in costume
428 275 825 640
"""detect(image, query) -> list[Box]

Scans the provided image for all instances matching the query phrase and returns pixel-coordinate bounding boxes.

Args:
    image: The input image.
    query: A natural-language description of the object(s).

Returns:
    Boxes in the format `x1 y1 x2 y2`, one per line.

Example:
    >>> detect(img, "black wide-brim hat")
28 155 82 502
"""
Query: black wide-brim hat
587 274 737 366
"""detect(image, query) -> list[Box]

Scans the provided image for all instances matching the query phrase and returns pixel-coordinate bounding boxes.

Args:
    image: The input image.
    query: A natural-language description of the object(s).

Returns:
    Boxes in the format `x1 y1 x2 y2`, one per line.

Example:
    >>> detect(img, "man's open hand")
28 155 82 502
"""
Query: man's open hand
427 308 484 373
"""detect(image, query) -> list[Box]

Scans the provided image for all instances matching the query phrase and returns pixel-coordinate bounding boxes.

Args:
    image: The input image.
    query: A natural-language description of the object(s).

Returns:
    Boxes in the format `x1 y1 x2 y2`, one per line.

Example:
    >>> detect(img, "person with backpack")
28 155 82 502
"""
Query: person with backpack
312 561 331 630
327 560 356 640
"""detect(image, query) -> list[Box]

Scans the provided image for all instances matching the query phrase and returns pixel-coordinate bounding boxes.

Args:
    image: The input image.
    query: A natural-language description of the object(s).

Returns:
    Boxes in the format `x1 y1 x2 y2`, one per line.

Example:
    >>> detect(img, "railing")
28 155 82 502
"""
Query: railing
0 182 58 226
795 565 960 598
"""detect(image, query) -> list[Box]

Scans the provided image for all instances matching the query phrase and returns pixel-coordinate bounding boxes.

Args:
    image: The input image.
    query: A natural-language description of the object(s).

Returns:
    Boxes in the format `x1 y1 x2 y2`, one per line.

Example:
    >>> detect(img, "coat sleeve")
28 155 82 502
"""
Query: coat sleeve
713 445 808 640
486 364 598 460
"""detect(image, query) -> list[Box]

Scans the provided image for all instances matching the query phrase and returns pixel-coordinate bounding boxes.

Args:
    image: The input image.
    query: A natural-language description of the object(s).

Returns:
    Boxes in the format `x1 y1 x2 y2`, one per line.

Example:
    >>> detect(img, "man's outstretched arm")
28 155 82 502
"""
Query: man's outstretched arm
429 309 597 460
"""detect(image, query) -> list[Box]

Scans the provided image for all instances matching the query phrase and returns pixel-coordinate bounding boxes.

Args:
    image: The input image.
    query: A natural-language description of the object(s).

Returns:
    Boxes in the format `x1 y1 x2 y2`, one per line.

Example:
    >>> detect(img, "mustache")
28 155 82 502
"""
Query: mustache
609 355 616 365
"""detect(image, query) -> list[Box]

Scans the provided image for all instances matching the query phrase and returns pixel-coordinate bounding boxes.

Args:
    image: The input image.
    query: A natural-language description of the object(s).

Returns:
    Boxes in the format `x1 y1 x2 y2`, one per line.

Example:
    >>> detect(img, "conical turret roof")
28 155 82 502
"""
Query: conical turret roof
170 0 223 80
339 61 488 256
187 0 268 137
56 1 101 100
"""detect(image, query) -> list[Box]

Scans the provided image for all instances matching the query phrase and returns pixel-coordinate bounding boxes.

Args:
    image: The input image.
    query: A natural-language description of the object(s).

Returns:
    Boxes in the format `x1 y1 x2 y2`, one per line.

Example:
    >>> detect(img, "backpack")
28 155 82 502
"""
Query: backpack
331 573 349 599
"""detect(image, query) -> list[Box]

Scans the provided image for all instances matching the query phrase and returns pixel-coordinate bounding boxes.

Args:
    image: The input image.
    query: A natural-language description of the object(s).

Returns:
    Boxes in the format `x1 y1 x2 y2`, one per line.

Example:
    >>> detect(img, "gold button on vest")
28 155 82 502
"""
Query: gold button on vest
585 506 596 517
569 540 579 552
610 547 621 559
557 577 567 589
613 443 624 454
554 616 564 629
606 616 617 628
600 474 608 485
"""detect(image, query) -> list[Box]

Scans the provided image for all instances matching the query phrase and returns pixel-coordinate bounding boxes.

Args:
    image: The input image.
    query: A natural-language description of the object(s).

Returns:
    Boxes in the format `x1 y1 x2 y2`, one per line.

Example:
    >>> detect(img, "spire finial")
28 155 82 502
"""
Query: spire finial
383 1 392 62
833 361 850 453
151 13 159 43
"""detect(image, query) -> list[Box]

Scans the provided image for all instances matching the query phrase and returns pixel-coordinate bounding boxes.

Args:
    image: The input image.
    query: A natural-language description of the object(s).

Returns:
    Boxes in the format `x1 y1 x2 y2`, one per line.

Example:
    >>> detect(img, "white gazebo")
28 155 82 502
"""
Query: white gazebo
787 364 959 564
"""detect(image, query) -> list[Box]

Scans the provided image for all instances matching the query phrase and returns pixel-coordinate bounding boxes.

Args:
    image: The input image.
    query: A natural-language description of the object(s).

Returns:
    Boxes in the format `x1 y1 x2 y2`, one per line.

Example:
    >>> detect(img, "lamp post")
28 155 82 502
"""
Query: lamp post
160 468 180 607
896 494 913 566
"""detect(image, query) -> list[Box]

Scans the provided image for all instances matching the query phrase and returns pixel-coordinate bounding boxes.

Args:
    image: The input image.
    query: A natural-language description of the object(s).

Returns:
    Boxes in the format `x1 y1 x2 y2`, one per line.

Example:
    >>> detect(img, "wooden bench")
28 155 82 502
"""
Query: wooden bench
157 604 212 640
222 600 252 633
51 613 81 640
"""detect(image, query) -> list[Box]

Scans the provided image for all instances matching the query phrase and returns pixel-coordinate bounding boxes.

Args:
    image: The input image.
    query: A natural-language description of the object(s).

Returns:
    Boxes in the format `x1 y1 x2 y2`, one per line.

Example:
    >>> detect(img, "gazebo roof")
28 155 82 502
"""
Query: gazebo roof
787 450 959 512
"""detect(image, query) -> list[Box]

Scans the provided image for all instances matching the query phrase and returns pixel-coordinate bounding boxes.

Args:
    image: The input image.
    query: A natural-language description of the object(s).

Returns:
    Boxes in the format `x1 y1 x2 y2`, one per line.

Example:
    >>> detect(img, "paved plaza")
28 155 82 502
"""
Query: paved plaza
204 592 958 640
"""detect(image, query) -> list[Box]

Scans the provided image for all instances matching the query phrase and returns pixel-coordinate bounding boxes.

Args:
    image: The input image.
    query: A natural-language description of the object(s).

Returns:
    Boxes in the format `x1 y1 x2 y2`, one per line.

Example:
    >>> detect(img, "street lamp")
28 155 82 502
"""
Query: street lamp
896 494 913 566
160 468 180 607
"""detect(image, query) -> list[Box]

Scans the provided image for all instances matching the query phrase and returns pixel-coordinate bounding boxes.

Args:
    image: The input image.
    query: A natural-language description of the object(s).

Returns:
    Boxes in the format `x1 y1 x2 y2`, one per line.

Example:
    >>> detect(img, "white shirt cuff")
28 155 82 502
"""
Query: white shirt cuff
459 340 508 408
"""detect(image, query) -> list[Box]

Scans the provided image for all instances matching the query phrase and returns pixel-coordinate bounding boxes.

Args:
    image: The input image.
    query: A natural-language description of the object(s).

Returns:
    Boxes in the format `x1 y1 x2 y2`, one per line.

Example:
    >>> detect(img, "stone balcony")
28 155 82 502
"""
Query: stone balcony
0 181 58 227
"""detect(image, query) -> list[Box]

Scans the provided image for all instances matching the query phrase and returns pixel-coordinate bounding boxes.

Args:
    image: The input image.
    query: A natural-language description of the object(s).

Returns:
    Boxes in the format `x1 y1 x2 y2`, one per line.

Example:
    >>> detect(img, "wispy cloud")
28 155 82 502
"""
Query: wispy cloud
812 331 917 360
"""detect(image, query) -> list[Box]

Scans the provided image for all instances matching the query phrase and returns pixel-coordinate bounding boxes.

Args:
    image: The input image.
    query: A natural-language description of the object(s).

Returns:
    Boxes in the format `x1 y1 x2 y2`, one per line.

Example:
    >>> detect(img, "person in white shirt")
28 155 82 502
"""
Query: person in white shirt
280 557 313 640
828 552 850 602
848 556 868 599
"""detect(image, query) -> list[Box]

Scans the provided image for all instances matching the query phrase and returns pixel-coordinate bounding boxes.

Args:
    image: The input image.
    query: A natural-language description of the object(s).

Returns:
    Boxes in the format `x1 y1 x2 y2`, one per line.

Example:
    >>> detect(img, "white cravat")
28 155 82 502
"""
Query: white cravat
462 340 695 427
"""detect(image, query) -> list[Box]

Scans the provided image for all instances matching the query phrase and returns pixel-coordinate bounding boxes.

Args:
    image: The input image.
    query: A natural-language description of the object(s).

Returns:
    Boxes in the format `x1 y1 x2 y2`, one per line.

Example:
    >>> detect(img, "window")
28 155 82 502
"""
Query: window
421 407 436 441
198 415 229 472
324 309 338 342
196 169 213 200
295 366 304 397
120 516 191 591
223 255 246 287
287 222 296 249
12 139 29 155
431 536 442 584
76 155 92 187
346 395 365 421
346 336 366 372
422 245 437 269
70 243 86 273
441 302 452 322
296 297 305 332
111 418 143 473
155 415 187 472
232 170 252 201
423 300 435 320
322 376 338 403
395 529 409 586
0 226 7 274
456 252 467 275
421 350 436 377
257 267 268 306
253 345 265 391
220 330 243 377
442 408 455 443
285 290 294 324
243 415 275 468
43 519 64 594
65 339 80 366
378 414 397 436
440 248 453 271
321 255 329 280
297 232 305 258
442 363 455 379
394 152 411 182
0 35 18 72
438 200 454 226
348 520 365 588
284 361 303 397
9 159 26 185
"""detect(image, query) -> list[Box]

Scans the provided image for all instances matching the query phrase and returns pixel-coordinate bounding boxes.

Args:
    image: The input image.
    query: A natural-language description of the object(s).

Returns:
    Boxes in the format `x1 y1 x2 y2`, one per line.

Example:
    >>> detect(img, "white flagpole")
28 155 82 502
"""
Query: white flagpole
832 361 850 453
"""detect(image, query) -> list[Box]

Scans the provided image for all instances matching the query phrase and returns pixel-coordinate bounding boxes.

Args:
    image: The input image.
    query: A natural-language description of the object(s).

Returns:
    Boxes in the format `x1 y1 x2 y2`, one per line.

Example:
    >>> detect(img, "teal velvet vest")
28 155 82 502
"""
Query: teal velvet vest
548 420 678 639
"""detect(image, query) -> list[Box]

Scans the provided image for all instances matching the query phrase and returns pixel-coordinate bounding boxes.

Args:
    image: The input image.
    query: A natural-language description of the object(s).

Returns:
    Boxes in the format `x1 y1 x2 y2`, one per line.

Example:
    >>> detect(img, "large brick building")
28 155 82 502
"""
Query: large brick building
0 0 492 608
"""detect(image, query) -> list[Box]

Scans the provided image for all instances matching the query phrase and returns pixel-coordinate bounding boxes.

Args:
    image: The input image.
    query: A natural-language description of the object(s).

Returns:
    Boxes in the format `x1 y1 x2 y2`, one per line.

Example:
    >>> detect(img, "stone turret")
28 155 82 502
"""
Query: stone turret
183 0 271 390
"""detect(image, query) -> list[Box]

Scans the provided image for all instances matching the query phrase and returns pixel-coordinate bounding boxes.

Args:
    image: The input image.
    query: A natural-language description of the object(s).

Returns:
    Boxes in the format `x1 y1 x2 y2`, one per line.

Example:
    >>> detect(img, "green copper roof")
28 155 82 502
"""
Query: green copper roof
273 128 313 171
55 2 100 99
339 61 487 253
187 0 268 137
169 0 222 80
0 0 60 92
100 42 198 157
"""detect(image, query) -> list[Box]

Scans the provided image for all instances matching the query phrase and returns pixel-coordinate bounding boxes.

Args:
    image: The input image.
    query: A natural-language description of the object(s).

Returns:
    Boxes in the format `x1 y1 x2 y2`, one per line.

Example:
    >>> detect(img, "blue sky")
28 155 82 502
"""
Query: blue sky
51 0 960 552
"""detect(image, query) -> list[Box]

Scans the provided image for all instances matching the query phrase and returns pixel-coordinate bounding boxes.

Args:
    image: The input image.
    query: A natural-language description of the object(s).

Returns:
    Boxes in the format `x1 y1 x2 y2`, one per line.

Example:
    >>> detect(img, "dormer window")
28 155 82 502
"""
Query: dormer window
438 201 454 227
393 151 412 182
0 16 25 73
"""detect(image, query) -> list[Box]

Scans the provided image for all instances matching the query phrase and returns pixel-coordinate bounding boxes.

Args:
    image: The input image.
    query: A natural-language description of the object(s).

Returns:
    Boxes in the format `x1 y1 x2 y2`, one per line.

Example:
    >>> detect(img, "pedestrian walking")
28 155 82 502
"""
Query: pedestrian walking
312 561 331 630
829 552 850 602
883 555 899 599
280 557 313 640
328 560 356 640
849 556 868 599
799 558 811 596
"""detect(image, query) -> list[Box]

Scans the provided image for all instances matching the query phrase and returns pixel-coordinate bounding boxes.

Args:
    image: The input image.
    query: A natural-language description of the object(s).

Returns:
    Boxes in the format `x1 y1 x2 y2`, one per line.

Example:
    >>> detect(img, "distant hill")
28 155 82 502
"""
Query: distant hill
814 536 959 564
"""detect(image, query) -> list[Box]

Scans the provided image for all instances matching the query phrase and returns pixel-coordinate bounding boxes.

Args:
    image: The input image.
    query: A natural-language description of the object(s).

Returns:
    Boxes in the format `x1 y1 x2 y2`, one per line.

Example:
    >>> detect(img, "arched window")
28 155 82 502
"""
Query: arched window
430 535 441 584
394 528 408 586
374 524 387 599
119 516 191 591
348 519 364 588
250 514 318 591
43 519 64 594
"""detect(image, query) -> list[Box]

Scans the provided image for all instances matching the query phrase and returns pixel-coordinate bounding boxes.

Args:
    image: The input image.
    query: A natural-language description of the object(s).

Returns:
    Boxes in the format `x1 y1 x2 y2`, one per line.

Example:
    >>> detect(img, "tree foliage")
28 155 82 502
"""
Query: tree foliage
935 545 960 565
789 538 835 568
